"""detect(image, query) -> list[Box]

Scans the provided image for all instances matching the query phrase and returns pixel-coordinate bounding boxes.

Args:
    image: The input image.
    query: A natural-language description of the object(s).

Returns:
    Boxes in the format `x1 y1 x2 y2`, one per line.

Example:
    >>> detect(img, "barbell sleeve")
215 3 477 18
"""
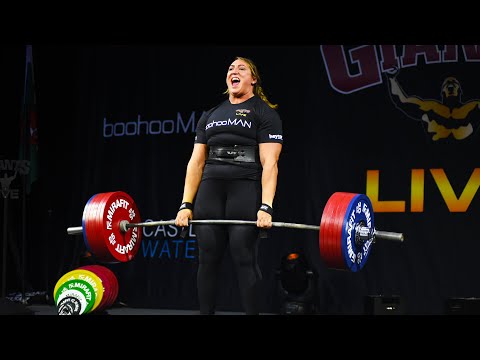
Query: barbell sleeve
374 230 404 242
67 226 83 235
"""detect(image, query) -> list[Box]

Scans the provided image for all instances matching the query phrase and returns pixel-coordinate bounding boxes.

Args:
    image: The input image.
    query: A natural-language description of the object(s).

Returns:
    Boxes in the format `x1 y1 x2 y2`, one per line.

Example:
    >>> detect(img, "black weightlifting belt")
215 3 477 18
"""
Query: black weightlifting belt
208 145 259 163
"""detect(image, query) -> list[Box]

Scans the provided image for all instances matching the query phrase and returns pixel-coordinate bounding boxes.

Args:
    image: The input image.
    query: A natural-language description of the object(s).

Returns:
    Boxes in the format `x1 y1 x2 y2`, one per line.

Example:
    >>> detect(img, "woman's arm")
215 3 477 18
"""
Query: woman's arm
257 142 282 228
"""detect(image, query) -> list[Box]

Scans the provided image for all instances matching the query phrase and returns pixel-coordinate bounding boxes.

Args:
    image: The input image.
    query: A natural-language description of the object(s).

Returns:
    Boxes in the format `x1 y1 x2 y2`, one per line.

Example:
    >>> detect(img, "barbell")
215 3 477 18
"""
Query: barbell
66 191 404 272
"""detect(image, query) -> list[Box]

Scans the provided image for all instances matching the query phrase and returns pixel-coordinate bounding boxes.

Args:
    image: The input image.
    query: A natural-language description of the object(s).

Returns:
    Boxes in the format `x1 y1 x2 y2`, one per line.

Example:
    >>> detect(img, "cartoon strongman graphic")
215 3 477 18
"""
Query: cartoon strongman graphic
385 66 480 141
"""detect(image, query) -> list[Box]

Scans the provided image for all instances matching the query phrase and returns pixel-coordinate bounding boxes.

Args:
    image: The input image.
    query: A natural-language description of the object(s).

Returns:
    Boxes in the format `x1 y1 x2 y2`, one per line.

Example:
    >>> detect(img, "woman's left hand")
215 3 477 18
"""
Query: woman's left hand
256 210 273 228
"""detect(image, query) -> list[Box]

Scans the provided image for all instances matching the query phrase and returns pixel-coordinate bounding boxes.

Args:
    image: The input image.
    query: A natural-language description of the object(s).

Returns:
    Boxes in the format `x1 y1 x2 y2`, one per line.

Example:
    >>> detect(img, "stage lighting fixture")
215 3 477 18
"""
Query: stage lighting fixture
277 252 316 315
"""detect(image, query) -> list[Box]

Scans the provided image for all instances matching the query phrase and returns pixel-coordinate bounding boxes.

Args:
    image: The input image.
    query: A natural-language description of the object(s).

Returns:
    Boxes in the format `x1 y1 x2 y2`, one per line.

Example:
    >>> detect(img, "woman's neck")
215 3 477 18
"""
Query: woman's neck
229 92 255 105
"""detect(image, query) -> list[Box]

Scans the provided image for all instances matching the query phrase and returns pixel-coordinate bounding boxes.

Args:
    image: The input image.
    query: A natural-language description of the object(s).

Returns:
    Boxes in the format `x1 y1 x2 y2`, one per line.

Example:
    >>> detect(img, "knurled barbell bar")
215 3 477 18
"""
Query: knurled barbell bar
66 191 404 272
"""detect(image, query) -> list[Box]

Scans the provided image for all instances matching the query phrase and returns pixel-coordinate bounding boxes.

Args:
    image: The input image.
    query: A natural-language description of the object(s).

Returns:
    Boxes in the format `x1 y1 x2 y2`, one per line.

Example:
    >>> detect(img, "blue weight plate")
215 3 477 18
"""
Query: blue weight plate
340 193 375 272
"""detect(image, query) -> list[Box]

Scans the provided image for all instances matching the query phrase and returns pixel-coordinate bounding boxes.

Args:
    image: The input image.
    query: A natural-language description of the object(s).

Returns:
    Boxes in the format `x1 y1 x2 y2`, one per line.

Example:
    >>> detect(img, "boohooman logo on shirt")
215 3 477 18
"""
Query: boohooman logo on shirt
205 118 252 130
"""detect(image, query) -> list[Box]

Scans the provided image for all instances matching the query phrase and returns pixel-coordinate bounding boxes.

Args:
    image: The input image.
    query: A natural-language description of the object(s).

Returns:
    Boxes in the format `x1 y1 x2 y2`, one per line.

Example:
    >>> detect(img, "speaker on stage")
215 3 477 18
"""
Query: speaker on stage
446 297 480 315
364 295 405 315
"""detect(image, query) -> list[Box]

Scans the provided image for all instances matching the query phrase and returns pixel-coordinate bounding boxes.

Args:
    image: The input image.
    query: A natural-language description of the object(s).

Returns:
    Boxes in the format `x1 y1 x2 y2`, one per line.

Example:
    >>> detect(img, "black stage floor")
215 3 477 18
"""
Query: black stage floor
1 296 276 315
0 298 276 315
27 304 253 315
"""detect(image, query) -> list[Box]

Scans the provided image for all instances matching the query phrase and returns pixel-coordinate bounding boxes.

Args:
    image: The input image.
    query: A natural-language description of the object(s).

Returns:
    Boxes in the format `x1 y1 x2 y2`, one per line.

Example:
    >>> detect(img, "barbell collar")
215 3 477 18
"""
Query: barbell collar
355 225 404 245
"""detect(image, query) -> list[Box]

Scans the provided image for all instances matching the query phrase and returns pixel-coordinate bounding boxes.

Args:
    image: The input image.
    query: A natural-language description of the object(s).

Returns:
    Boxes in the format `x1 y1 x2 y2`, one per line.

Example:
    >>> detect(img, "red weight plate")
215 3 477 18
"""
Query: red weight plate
103 266 119 307
98 265 118 308
327 192 350 269
93 192 116 262
85 264 119 309
79 265 108 312
96 266 113 310
320 192 348 268
82 193 102 257
323 192 344 269
332 192 356 269
86 192 107 262
85 192 111 262
87 193 111 262
94 265 115 311
319 193 337 267
105 267 118 308
83 265 112 311
320 192 355 270
100 191 142 263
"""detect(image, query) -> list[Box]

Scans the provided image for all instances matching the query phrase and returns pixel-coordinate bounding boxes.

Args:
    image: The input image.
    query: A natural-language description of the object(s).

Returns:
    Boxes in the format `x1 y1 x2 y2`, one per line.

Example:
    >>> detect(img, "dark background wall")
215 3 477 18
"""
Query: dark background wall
1 44 479 315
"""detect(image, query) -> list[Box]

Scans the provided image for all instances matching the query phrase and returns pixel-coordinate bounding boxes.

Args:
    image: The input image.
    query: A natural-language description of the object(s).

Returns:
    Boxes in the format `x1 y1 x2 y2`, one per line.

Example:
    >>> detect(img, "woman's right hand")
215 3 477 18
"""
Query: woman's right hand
175 209 192 227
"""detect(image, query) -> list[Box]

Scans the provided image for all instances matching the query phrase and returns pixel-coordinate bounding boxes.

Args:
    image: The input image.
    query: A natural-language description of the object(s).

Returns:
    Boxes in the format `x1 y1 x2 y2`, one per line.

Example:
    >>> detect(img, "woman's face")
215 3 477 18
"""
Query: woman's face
226 59 256 98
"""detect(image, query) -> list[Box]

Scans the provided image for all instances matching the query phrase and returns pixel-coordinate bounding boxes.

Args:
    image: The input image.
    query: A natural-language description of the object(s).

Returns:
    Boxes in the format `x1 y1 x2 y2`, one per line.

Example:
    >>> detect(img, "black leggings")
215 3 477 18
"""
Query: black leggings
193 178 262 315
